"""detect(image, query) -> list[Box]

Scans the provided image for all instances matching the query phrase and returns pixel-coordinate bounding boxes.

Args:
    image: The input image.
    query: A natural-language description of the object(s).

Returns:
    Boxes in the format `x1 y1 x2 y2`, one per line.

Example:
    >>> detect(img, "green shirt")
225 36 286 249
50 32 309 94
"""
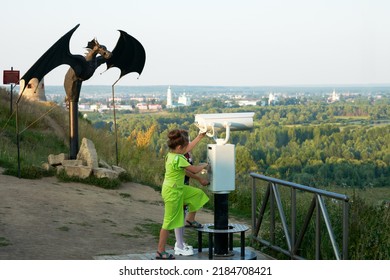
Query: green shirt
163 152 190 188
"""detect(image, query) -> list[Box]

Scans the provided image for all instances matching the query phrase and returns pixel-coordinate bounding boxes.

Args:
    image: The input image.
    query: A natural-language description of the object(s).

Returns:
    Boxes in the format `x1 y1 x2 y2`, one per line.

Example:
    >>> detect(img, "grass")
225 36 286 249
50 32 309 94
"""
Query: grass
100 219 117 227
112 233 140 238
329 186 390 206
0 237 11 247
57 226 70 232
119 193 131 199
69 221 93 227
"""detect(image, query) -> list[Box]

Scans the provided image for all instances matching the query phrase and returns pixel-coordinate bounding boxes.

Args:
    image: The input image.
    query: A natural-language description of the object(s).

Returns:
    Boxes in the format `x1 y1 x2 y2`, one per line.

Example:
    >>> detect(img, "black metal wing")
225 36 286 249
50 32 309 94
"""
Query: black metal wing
105 30 146 80
20 24 85 95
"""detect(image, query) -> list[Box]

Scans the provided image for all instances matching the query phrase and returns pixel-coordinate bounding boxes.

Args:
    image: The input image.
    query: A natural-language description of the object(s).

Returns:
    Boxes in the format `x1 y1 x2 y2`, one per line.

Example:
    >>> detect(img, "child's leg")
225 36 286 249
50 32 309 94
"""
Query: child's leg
186 211 197 222
176 205 188 249
158 228 169 253
174 227 184 249
183 185 209 228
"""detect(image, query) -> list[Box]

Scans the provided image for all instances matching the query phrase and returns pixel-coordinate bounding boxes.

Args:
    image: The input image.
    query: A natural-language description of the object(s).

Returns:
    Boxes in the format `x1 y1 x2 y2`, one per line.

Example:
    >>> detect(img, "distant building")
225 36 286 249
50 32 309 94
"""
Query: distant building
166 86 191 108
115 105 133 111
166 86 174 108
136 103 162 111
238 100 258 106
79 104 92 111
268 93 278 105
130 97 145 102
90 104 99 111
327 89 340 103
148 104 162 111
178 92 191 106
136 103 148 110
108 97 122 104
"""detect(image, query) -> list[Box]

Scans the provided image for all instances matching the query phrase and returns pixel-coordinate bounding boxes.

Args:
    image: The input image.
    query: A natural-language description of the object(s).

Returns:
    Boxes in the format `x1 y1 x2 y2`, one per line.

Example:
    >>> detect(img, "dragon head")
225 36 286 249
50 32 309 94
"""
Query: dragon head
85 38 112 59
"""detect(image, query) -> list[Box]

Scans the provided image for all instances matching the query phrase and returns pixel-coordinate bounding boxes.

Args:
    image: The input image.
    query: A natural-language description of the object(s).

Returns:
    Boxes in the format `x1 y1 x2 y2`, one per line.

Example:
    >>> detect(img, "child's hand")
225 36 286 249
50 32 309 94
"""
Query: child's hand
198 178 209 186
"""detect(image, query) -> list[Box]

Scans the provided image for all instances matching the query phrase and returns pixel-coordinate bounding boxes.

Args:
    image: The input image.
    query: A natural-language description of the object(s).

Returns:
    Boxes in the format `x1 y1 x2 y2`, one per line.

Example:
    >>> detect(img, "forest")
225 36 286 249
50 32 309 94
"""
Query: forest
89 97 390 192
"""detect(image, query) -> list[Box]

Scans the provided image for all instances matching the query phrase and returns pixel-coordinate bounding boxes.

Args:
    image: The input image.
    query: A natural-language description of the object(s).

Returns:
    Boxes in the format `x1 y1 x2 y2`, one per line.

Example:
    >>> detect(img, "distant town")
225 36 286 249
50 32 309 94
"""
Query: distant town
18 81 390 114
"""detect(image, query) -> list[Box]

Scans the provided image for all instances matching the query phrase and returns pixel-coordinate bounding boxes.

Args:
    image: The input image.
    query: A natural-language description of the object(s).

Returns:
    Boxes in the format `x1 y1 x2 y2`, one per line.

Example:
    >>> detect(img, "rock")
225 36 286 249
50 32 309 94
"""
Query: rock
48 153 68 166
99 159 112 170
93 168 119 179
62 159 83 166
41 162 53 171
112 165 126 174
56 165 65 175
48 139 124 181
63 165 92 179
77 138 98 169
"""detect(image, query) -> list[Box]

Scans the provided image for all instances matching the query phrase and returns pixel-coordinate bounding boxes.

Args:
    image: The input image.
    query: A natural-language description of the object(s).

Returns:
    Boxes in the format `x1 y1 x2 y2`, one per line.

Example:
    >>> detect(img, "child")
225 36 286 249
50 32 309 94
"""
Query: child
156 129 209 260
173 130 209 254
181 130 208 228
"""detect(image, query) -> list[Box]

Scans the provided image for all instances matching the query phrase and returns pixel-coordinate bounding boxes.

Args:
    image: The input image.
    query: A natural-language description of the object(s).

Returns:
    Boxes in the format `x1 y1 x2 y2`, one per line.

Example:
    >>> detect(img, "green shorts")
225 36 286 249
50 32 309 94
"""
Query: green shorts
161 184 209 230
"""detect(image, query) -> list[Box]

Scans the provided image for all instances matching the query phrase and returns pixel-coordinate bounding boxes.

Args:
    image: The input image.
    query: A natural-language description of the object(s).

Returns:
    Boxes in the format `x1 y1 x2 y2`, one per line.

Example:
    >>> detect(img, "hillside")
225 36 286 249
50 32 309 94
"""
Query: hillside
0 166 219 259
0 89 217 259
0 88 122 178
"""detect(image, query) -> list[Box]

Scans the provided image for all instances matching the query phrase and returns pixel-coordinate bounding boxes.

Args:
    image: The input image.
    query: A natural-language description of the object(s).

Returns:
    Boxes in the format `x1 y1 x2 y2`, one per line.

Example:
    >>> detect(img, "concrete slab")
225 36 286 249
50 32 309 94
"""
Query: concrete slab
94 247 273 260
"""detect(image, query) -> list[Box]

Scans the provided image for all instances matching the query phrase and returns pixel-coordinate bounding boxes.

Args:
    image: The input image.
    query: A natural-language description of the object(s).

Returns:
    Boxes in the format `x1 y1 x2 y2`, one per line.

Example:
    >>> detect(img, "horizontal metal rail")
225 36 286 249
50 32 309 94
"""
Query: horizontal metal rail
250 172 349 260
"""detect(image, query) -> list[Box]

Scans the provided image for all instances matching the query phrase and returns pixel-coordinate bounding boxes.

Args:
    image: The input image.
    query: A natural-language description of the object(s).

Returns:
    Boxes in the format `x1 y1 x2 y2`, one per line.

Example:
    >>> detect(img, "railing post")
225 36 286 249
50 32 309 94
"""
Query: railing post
251 176 257 246
343 201 349 260
291 187 296 259
315 195 321 260
270 182 275 245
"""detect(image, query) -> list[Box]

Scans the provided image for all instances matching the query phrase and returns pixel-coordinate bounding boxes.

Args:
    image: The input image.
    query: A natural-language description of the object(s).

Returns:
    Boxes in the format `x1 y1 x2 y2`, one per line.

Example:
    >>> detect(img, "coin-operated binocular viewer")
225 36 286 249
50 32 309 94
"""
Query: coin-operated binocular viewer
194 112 255 259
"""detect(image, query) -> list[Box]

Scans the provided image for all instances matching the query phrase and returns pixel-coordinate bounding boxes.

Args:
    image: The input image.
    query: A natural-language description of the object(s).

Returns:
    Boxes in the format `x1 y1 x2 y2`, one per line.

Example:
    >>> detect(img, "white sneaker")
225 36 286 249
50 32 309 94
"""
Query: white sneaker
175 246 194 256
175 242 193 250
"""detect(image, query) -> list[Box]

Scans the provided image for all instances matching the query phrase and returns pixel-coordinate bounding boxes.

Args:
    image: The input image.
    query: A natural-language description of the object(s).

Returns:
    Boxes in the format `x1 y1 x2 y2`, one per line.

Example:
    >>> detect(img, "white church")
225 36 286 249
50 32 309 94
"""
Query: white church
166 86 191 108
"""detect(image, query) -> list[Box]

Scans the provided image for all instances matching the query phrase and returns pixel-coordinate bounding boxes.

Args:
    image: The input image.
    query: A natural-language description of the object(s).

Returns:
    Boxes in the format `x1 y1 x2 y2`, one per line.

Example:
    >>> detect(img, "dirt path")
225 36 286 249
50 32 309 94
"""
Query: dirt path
0 169 216 260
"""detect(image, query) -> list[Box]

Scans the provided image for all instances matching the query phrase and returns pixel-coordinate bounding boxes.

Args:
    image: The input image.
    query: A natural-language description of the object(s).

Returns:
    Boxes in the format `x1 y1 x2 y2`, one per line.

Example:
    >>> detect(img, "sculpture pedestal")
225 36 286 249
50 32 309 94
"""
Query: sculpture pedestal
69 101 79 159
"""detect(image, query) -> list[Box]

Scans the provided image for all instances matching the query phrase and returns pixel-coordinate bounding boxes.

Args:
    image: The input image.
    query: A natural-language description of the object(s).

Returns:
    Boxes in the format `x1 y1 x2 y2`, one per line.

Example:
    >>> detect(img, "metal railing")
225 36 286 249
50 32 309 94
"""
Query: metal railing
250 173 349 260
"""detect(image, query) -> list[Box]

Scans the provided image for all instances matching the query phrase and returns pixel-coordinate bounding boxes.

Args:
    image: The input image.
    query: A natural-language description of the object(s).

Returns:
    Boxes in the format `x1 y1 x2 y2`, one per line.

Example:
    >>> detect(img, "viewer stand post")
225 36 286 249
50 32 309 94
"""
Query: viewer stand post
194 112 255 259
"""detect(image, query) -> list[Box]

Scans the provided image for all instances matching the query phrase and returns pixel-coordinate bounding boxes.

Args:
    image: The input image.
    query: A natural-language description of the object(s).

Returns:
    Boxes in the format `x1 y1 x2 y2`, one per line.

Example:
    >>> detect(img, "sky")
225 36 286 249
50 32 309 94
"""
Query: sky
1 0 389 87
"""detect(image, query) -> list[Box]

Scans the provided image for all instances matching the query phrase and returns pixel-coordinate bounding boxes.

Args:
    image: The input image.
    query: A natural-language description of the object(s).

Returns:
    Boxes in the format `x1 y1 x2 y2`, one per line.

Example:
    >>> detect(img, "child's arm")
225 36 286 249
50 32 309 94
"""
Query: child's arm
185 170 209 186
185 132 206 153
185 162 208 175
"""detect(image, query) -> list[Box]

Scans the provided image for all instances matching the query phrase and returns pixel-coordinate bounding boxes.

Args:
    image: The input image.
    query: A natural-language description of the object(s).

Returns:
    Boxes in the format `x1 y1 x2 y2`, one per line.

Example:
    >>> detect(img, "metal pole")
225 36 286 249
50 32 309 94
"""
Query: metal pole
112 81 119 165
343 201 349 260
9 67 14 115
15 74 25 179
16 102 21 178
291 187 296 259
270 183 275 244
214 193 229 256
69 101 79 159
251 177 257 246
10 84 14 116
315 195 321 260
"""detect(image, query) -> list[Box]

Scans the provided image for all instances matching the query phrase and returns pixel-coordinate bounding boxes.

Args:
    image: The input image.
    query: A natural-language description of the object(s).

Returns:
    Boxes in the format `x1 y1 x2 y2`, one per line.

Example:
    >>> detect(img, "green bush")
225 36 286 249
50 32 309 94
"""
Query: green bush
348 194 390 259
